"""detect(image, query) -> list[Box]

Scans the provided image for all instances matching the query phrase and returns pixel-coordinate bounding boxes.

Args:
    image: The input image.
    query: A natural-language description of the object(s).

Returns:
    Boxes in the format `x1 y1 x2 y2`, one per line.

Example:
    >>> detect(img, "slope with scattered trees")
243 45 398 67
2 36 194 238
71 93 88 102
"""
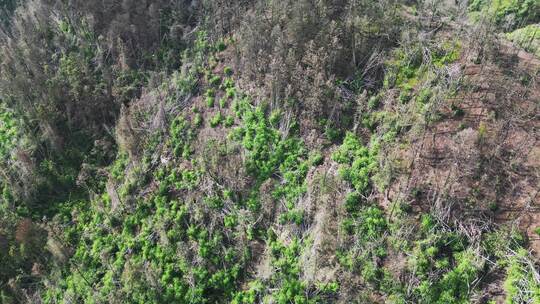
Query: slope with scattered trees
0 0 538 303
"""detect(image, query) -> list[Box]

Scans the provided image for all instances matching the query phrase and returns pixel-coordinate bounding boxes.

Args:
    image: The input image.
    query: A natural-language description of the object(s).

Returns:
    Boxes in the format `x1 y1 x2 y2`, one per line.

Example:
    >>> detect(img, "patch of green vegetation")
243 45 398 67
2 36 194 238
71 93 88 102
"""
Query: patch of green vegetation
406 220 485 304
224 115 235 127
44 188 249 303
0 104 18 161
210 111 223 128
506 24 539 57
268 237 313 304
384 40 461 92
415 249 482 304
504 248 540 304
324 125 343 142
432 41 461 67
216 40 227 52
209 75 221 86
219 97 227 108
45 84 253 302
206 88 216 107
110 152 129 181
231 280 264 304
207 96 216 107
308 151 324 167
399 88 413 104
226 87 236 99
384 47 424 90
170 115 196 158
415 88 433 106
165 168 201 191
333 132 391 287
338 203 388 284
232 101 307 183
469 0 540 29
222 77 235 90
3 2 538 303
194 113 203 128
231 99 310 216
332 128 492 304
278 209 304 225
332 132 378 194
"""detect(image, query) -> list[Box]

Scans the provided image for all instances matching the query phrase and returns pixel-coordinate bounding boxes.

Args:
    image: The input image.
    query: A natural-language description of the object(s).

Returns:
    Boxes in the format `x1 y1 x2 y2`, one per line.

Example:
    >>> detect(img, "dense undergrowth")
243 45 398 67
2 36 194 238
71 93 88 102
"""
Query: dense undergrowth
0 0 539 303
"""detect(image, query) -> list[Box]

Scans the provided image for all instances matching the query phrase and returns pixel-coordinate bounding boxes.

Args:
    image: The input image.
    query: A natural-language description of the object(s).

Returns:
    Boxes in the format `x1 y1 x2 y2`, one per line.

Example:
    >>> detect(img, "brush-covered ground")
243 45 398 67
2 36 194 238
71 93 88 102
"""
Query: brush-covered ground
0 0 539 303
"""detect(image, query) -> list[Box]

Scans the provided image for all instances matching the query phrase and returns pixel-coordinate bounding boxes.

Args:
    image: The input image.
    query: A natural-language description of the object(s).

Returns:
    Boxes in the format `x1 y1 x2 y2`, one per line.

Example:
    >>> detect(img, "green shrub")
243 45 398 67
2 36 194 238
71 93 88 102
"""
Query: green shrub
224 115 235 127
194 113 203 128
269 110 281 126
432 250 481 303
216 40 226 52
399 217 486 304
308 151 324 166
341 218 355 235
268 238 313 304
226 87 236 99
224 214 238 228
210 75 221 86
166 168 200 191
219 97 227 108
110 152 129 180
420 214 436 232
332 132 377 194
232 280 264 304
278 209 304 225
344 192 361 213
316 281 339 294
0 105 19 161
205 196 224 209
170 116 196 158
232 105 307 188
324 126 342 142
384 47 423 89
210 112 223 128
222 77 235 89
206 96 215 107
432 41 461 66
358 206 387 239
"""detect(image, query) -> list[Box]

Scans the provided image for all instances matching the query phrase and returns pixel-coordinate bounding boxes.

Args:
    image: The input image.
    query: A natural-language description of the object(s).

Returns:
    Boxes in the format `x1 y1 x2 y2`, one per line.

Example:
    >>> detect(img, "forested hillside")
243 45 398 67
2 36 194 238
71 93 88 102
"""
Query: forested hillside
0 0 539 303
